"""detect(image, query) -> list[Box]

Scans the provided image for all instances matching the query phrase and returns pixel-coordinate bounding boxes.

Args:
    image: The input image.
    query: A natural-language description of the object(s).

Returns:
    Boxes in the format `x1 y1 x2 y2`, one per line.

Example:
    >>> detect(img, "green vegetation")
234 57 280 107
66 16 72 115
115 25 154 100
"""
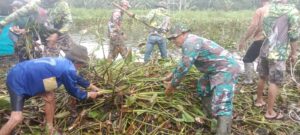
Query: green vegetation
72 9 253 50
1 7 300 135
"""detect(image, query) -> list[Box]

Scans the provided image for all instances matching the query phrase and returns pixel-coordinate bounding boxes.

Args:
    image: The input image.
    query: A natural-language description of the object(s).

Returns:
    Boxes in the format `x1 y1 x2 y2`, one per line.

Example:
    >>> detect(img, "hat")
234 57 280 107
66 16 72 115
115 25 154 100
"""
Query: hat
156 1 167 9
65 45 89 65
167 23 190 39
120 0 131 8
10 0 26 8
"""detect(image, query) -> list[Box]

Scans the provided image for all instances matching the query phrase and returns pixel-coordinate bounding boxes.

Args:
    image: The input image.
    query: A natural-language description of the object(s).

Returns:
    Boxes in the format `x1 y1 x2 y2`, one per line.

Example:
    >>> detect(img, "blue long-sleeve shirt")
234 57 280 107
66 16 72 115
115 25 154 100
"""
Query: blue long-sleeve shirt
6 57 90 100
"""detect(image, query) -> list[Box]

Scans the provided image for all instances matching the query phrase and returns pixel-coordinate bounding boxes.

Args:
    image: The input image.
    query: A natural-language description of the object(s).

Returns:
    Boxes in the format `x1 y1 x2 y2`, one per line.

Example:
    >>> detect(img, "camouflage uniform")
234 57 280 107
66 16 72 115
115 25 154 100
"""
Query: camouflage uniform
170 34 240 117
0 0 74 58
137 2 170 63
108 8 128 60
258 1 299 85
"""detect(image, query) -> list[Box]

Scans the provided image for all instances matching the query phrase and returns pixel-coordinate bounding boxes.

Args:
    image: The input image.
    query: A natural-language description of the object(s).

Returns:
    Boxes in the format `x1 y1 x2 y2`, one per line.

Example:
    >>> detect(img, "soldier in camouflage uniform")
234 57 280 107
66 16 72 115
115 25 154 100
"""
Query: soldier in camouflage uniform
163 23 240 135
255 0 299 120
108 0 131 61
0 0 74 58
136 1 170 63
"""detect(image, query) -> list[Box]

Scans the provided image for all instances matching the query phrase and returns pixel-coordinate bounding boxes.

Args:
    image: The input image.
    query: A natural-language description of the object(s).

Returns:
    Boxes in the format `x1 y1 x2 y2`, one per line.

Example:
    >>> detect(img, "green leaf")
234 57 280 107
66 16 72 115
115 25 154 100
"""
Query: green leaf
182 111 195 123
126 96 137 106
0 96 10 110
88 111 100 119
55 111 70 119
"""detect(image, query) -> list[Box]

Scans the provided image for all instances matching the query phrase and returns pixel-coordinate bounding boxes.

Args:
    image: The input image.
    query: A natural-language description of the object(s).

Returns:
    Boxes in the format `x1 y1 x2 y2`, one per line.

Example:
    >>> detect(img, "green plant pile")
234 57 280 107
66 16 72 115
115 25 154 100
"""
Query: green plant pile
0 59 300 134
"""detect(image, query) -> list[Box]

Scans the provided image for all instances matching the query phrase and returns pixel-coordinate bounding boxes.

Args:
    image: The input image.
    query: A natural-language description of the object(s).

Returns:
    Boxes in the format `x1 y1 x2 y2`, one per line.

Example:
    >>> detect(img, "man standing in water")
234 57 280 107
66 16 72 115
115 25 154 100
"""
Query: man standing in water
108 0 131 61
135 1 170 63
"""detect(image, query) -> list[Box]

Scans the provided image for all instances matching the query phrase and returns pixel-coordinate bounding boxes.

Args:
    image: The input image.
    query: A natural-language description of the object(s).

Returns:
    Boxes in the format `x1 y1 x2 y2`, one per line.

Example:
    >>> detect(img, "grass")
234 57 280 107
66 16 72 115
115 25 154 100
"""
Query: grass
71 9 253 50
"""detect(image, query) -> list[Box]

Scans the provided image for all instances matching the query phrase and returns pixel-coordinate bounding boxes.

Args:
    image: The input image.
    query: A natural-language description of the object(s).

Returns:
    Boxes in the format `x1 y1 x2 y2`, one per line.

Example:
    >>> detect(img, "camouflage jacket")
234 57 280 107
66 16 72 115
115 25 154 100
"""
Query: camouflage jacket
0 0 72 34
171 34 240 87
137 8 170 35
108 9 124 37
260 2 299 60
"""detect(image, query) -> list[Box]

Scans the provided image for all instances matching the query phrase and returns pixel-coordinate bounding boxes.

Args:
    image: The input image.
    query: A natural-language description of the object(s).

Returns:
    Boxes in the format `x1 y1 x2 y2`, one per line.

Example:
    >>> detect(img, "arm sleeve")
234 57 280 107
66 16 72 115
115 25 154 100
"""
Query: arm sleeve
288 8 300 42
137 9 156 24
57 2 73 34
0 1 38 26
76 74 90 88
171 47 199 87
61 70 88 100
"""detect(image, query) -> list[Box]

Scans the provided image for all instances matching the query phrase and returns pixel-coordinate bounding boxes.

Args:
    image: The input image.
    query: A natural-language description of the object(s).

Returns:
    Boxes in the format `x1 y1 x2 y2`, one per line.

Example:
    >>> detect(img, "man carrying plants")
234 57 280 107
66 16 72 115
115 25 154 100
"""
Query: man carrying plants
0 45 102 135
163 23 240 135
0 0 74 57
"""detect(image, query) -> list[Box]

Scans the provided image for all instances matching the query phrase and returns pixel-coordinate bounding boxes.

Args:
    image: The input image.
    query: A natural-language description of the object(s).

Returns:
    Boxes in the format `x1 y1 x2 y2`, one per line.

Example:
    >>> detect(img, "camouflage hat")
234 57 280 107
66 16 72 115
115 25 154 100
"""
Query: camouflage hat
156 1 167 9
10 0 26 8
65 45 90 65
120 0 131 8
167 23 190 39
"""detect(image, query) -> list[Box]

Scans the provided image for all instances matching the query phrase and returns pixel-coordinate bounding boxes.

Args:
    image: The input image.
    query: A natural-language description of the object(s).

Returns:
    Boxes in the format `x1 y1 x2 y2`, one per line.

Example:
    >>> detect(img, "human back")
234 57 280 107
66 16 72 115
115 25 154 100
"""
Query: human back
6 57 76 97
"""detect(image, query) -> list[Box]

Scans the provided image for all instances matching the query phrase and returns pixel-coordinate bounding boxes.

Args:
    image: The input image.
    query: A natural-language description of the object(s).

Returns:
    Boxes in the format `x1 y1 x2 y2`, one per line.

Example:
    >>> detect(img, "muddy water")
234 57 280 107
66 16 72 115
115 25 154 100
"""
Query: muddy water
70 33 180 63
71 33 249 73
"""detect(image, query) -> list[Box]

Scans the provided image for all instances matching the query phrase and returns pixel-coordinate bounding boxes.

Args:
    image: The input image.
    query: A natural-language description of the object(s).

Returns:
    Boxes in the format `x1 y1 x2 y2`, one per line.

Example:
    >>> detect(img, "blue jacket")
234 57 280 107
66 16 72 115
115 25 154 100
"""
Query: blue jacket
6 57 90 100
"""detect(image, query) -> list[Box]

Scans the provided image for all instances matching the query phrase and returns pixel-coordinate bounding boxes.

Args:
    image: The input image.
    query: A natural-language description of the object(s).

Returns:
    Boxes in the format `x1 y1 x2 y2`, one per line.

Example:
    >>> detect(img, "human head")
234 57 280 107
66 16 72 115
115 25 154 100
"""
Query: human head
120 0 131 10
167 23 190 47
65 45 90 67
42 0 59 5
272 0 288 4
10 0 26 11
260 0 269 6
155 1 167 9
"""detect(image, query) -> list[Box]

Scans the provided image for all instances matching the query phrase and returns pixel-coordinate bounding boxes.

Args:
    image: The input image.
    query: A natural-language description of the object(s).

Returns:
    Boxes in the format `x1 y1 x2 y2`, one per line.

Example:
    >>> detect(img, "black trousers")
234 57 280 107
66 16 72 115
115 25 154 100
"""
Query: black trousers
243 40 264 63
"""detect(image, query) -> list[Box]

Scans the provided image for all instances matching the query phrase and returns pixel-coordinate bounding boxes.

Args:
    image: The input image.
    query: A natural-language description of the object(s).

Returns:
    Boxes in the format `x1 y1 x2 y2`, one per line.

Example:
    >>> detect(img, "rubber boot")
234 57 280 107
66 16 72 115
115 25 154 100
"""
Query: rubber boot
244 63 254 84
216 116 232 135
201 96 213 118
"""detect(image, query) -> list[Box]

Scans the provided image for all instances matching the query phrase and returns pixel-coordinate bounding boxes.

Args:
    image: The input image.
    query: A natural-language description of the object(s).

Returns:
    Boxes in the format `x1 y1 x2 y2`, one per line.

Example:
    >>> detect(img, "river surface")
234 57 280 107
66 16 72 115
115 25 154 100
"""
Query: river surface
70 33 252 73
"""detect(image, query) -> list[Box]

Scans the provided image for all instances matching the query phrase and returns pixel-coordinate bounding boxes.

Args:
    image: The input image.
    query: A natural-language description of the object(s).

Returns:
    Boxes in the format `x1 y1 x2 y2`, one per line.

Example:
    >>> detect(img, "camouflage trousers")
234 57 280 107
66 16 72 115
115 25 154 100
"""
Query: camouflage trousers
0 55 18 69
43 34 75 57
14 33 75 59
197 71 238 117
257 57 286 85
108 35 128 60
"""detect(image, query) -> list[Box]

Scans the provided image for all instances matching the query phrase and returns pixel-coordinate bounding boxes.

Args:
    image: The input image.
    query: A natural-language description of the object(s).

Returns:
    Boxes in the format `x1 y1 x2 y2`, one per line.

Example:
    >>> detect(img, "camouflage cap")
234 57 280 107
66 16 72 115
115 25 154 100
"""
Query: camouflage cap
271 0 284 2
10 0 26 8
167 23 190 39
120 0 131 8
156 1 167 9
65 45 90 65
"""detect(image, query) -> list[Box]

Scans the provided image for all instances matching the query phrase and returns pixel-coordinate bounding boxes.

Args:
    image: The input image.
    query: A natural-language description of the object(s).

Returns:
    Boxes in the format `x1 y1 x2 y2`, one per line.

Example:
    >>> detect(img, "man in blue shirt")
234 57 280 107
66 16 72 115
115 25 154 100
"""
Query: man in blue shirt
0 45 101 135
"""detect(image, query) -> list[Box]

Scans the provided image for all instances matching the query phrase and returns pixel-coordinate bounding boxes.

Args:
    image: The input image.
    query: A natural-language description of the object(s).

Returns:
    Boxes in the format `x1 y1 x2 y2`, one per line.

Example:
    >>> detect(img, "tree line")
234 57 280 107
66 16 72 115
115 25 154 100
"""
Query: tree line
67 0 300 10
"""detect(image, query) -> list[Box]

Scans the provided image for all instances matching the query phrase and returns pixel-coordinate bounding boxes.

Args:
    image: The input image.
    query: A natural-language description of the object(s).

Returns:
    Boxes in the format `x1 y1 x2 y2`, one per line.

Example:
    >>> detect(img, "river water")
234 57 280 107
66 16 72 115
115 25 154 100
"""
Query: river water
71 33 251 73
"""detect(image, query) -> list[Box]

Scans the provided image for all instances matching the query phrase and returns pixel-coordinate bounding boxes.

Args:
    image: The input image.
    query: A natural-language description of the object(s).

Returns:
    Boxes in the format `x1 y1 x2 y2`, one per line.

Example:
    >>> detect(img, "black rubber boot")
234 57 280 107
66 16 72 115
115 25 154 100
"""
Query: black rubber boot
243 63 255 84
201 96 213 118
216 116 232 135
